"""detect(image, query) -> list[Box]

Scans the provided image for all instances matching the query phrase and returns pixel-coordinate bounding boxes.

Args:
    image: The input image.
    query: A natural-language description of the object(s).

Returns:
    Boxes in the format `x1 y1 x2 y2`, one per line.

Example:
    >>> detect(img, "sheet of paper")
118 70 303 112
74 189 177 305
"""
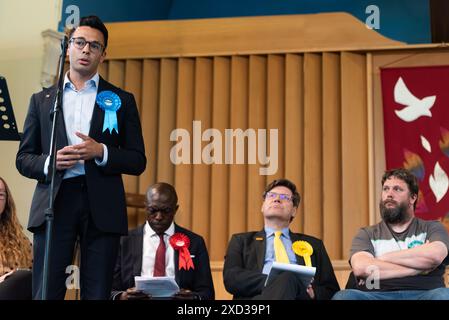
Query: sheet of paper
135 276 180 297
265 262 316 287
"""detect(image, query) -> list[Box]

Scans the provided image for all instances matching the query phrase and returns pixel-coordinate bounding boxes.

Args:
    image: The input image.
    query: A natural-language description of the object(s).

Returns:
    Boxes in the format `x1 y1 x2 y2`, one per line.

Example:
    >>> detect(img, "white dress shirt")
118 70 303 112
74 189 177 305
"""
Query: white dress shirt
141 222 175 277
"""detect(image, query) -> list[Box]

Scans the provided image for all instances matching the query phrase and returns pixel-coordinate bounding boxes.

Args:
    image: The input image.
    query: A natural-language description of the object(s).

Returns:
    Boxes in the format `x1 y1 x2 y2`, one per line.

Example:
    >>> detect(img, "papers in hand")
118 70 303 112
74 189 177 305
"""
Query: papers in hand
265 262 316 287
135 276 180 297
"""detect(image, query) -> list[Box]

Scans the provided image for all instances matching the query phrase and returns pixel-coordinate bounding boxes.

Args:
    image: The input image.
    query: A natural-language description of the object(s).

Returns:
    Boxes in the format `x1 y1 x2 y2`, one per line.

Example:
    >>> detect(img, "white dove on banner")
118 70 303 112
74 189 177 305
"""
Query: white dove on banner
394 77 436 122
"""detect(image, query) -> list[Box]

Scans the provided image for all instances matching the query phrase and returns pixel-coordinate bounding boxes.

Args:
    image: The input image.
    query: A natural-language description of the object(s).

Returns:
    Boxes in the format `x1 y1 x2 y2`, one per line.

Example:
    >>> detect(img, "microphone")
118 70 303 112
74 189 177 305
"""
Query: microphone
61 35 69 51
49 35 70 122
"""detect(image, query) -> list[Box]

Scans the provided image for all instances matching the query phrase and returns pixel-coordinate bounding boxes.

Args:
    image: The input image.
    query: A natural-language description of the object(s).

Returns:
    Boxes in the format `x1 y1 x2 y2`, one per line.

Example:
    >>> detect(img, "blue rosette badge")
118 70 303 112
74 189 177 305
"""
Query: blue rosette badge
96 90 122 134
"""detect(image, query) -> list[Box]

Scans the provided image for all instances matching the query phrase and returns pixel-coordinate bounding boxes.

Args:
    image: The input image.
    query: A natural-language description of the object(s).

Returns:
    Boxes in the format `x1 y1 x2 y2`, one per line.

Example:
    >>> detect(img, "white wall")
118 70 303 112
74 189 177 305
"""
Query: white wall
0 0 62 237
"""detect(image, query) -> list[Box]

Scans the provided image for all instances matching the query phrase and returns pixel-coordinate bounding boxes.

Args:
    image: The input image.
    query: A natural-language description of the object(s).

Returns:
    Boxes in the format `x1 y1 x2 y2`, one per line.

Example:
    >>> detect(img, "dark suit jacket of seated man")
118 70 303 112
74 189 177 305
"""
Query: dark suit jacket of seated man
223 179 340 300
111 183 214 300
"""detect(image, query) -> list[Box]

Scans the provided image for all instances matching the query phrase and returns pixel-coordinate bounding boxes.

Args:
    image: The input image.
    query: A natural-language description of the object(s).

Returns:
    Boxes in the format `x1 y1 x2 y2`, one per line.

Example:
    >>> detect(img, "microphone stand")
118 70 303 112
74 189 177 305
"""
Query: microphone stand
42 35 69 300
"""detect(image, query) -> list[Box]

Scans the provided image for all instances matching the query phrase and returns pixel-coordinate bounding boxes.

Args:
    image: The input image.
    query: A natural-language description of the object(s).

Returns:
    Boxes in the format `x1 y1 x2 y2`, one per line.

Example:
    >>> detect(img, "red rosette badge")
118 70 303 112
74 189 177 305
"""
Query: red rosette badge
169 233 195 271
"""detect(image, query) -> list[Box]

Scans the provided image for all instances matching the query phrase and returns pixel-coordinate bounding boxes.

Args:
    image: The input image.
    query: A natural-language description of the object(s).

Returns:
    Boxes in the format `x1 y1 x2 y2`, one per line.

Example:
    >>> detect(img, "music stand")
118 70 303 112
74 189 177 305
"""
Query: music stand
0 76 21 141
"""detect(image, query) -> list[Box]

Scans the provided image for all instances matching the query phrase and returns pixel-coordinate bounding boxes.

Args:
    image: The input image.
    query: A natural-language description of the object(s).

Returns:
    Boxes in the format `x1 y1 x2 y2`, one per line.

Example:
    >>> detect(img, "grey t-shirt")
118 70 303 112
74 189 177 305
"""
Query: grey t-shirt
350 217 449 291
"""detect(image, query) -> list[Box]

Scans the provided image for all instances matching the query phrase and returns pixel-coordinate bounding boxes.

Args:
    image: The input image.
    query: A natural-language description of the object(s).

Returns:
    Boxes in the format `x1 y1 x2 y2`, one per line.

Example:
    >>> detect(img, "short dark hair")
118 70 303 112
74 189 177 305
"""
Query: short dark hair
381 168 419 209
67 15 108 49
263 179 300 207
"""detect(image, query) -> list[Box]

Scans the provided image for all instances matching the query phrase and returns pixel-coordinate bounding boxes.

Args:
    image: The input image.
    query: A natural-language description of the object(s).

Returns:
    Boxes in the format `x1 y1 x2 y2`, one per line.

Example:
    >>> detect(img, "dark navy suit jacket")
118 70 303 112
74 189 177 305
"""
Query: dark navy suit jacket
16 77 146 234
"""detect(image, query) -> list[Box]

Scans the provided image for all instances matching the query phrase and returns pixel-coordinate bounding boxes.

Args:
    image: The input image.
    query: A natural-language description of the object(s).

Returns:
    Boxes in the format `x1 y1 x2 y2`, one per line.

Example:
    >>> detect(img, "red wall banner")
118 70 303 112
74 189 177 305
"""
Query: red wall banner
381 65 449 220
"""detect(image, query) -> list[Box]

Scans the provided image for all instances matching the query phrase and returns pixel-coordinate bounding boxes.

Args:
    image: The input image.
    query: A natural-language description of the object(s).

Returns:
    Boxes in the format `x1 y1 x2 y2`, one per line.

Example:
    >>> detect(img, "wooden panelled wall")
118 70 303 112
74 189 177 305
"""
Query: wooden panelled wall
97 52 370 261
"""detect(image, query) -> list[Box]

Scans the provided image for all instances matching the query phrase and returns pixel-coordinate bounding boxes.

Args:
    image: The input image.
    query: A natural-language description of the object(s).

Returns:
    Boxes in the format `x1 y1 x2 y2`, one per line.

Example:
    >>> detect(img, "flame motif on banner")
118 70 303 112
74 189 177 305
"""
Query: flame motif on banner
416 190 429 213
439 127 449 158
421 135 432 153
429 162 449 203
403 149 425 181
381 66 449 220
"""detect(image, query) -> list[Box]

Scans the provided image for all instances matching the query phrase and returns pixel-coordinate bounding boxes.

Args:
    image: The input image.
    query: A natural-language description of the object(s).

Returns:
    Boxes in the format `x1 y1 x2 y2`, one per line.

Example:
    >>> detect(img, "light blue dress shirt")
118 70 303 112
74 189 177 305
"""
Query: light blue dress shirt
44 72 108 178
262 227 296 275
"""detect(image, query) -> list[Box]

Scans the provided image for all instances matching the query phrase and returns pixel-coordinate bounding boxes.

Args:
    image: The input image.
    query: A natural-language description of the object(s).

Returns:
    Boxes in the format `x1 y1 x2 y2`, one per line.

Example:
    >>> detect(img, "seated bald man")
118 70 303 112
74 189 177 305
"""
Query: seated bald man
111 182 214 300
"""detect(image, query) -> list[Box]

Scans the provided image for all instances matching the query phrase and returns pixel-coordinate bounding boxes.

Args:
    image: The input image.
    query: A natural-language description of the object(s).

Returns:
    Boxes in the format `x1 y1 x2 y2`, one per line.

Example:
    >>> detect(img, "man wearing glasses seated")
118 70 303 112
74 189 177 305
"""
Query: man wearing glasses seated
223 179 339 300
111 182 214 300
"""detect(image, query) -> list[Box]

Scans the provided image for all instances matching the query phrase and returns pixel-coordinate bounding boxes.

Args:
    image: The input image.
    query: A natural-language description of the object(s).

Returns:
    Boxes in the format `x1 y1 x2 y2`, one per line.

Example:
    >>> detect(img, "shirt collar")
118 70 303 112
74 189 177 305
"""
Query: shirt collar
145 221 175 238
264 226 290 239
64 72 99 91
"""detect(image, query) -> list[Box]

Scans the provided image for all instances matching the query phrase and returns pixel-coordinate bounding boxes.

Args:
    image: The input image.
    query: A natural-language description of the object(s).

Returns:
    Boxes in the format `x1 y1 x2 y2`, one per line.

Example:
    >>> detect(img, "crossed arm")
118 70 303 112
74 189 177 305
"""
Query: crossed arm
351 241 448 280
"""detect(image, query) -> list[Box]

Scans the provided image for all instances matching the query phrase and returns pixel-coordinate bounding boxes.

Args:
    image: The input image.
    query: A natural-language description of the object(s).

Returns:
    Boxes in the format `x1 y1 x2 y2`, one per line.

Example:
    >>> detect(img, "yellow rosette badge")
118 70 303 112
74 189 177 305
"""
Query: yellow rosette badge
292 241 313 267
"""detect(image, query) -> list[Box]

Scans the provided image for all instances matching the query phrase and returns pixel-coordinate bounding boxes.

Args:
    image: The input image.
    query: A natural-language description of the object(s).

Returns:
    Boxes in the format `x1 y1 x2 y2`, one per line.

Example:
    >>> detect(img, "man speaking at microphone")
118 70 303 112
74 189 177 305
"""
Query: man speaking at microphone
16 15 146 300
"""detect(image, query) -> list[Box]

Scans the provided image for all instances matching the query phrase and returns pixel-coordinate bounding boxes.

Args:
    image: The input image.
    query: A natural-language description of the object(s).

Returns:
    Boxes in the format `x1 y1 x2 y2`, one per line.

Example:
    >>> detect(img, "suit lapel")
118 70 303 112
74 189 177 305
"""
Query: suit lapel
173 225 180 284
133 226 144 276
88 77 106 138
46 87 68 148
289 231 306 265
254 230 266 271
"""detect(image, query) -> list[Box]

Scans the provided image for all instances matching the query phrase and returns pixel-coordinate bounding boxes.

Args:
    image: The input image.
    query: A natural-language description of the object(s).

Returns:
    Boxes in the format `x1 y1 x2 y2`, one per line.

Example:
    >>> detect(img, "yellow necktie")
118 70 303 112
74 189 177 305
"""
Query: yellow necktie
274 231 290 263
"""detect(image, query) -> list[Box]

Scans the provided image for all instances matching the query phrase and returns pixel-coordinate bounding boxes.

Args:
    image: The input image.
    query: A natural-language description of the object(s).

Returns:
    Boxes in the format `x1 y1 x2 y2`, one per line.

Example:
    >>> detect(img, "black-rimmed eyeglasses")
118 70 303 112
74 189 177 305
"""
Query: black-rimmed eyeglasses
69 37 104 53
264 191 292 202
